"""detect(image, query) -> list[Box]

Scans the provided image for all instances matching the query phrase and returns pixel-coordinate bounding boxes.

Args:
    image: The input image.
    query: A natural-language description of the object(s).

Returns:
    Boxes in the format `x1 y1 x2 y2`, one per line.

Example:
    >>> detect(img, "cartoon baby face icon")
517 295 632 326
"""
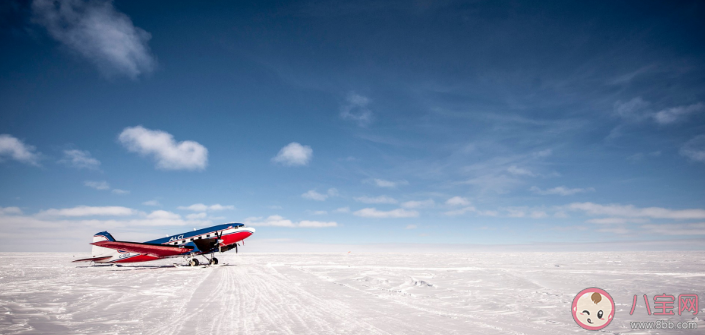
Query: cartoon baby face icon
571 288 615 330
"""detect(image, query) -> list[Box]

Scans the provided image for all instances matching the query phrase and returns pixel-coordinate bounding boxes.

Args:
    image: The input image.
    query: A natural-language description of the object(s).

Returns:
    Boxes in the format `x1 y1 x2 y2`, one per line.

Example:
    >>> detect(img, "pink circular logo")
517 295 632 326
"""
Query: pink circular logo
571 287 615 330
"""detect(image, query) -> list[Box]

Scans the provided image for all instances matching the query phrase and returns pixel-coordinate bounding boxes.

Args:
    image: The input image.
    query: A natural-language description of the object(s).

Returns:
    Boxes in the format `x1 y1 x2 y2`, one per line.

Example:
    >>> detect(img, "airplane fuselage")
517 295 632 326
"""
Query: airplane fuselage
86 223 255 264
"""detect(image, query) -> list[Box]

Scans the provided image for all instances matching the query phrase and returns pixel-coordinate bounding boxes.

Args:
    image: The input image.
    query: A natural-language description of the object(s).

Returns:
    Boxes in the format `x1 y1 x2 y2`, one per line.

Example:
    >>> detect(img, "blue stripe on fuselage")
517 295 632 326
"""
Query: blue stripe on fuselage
146 223 244 244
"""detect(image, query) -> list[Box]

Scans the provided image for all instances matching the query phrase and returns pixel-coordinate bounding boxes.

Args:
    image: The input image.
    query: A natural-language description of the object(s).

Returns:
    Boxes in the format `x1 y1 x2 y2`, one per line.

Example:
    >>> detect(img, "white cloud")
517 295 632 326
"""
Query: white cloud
146 210 180 220
530 211 548 219
59 149 100 170
142 200 161 206
505 208 526 218
507 165 534 177
84 180 128 194
554 211 569 218
401 199 434 209
186 212 207 220
680 135 705 163
354 195 397 204
39 205 135 217
613 98 703 125
177 203 235 212
353 208 418 218
568 202 705 220
0 207 22 215
118 126 208 171
597 227 630 234
84 180 110 190
272 142 313 166
0 134 40 166
244 215 337 228
533 149 552 158
641 222 705 235
654 102 704 124
444 206 476 216
31 0 156 79
340 92 372 126
309 210 328 215
530 186 594 196
0 207 211 244
302 190 328 201
586 217 648 224
370 178 408 188
446 196 470 207
405 224 417 229
298 220 337 228
334 207 350 213
614 97 651 121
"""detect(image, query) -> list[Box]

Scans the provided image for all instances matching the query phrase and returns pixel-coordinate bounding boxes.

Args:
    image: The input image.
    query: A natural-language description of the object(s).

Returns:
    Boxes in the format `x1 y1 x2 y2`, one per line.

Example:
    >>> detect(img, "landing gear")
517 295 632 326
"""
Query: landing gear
210 257 219 265
189 258 200 267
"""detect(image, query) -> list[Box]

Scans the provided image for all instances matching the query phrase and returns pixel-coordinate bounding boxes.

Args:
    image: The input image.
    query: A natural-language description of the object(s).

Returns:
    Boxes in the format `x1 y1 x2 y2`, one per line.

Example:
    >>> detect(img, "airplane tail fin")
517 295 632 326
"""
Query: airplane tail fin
92 231 118 258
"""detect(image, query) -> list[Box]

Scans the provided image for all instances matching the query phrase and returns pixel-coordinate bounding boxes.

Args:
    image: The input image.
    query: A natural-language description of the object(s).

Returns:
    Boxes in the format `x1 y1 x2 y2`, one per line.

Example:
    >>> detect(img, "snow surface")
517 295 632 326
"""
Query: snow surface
1 252 704 334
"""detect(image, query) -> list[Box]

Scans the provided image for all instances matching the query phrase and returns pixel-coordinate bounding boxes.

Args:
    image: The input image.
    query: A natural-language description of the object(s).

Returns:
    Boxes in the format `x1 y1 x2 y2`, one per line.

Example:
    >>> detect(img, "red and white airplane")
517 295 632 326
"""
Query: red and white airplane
73 223 255 266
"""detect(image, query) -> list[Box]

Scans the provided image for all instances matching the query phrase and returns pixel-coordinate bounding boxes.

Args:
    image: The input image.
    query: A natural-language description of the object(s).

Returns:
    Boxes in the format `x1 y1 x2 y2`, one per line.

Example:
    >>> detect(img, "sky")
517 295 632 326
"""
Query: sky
0 0 704 252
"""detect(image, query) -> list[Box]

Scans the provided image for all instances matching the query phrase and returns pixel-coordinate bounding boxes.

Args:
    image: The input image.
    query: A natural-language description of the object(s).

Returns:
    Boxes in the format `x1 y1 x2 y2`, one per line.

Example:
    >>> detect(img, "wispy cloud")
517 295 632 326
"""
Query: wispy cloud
354 195 397 204
586 217 648 224
368 178 408 188
333 207 350 213
459 150 555 194
39 205 135 217
177 203 235 212
84 180 129 195
614 98 704 125
530 186 594 196
272 142 313 166
301 188 338 201
444 206 476 216
401 199 434 209
118 126 208 171
142 200 161 206
568 202 705 220
0 134 40 166
244 215 337 228
680 135 705 163
613 97 651 122
31 0 156 79
0 207 22 215
641 222 705 235
84 180 110 190
507 165 535 177
353 208 418 218
446 196 470 206
59 149 100 170
654 103 704 125
9 206 209 230
340 92 372 126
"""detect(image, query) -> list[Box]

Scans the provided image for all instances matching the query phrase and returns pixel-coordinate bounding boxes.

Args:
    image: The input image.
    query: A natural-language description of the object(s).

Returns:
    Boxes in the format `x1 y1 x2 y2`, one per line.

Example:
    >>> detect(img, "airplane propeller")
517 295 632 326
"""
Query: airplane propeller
216 230 224 253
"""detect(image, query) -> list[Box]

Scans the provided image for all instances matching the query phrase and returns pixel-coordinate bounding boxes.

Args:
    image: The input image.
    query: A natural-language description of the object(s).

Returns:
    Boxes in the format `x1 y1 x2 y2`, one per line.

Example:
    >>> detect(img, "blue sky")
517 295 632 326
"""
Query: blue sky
1 0 704 251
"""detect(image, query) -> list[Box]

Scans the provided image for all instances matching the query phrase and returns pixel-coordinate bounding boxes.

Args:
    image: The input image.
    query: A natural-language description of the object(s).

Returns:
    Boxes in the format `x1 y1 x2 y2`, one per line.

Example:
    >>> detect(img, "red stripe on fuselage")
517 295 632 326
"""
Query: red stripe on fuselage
113 254 160 263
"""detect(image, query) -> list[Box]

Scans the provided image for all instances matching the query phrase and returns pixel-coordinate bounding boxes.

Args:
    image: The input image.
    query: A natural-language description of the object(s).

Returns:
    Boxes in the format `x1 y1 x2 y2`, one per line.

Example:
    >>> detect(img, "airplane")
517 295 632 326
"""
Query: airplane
72 223 255 266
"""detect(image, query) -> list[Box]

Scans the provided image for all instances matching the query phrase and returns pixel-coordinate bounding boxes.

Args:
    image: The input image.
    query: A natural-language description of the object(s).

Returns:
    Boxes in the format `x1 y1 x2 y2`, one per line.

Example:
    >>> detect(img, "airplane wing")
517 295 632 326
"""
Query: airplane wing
72 256 112 263
92 241 193 257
